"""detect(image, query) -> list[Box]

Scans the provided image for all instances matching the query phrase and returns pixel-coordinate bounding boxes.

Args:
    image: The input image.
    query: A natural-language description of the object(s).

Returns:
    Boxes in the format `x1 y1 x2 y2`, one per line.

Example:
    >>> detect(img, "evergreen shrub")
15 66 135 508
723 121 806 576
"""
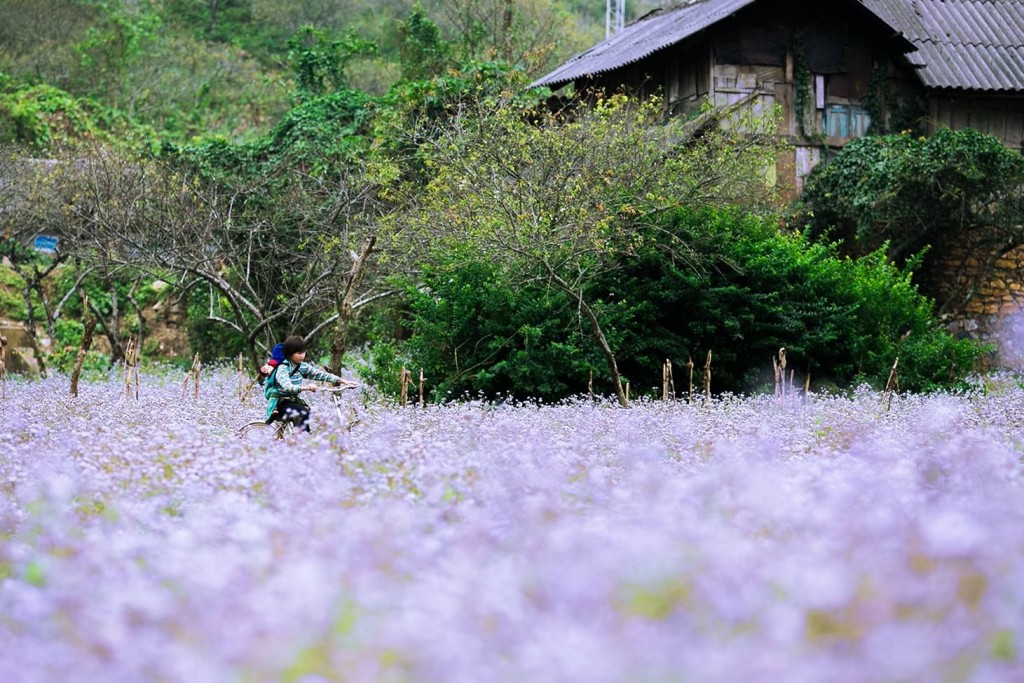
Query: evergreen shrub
400 207 982 402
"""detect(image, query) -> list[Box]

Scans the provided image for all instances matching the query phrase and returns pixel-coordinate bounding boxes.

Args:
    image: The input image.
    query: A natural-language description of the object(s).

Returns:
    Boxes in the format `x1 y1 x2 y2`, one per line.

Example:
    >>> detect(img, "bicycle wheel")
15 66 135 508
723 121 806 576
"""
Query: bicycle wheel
237 420 290 442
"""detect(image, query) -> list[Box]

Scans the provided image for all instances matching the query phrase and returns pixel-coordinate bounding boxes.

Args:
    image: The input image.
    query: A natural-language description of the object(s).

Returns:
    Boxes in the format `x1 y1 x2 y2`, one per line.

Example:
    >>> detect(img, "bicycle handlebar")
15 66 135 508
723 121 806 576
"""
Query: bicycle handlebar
320 383 361 394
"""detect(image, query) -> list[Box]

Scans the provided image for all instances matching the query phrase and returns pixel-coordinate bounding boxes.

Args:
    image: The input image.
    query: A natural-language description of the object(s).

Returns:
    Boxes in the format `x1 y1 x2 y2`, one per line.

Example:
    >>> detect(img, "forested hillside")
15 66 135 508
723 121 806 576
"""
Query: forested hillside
0 0 663 143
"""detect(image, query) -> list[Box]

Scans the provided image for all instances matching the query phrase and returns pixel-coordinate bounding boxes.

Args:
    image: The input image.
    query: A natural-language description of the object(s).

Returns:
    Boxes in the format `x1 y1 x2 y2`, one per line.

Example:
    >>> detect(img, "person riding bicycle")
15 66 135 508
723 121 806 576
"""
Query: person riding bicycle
264 335 356 432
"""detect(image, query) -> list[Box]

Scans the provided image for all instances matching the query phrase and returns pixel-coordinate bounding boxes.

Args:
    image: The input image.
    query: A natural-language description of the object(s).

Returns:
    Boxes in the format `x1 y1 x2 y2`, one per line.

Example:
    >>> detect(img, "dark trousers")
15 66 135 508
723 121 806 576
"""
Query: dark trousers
268 399 311 432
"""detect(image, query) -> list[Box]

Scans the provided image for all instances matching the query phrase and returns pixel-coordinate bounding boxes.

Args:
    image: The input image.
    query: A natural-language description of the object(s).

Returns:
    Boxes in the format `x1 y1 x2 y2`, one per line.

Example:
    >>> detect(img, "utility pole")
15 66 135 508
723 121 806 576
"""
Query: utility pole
606 0 625 38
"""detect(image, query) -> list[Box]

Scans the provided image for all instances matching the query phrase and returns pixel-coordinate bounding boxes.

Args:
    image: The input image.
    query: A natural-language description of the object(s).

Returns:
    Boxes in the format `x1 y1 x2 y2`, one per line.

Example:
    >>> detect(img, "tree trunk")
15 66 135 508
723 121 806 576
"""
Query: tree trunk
329 236 376 371
544 266 628 407
577 295 629 407
70 302 97 397
501 0 514 62
86 288 124 367
207 0 221 35
20 281 48 377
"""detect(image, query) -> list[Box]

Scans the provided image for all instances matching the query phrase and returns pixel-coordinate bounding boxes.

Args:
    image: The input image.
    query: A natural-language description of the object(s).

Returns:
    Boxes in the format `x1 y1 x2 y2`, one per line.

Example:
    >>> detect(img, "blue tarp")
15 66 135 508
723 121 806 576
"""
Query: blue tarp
33 235 58 253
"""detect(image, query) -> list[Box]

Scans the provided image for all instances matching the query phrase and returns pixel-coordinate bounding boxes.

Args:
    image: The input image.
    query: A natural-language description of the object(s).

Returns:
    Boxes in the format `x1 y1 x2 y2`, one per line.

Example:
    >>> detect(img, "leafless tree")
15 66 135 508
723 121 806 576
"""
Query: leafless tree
15 142 394 369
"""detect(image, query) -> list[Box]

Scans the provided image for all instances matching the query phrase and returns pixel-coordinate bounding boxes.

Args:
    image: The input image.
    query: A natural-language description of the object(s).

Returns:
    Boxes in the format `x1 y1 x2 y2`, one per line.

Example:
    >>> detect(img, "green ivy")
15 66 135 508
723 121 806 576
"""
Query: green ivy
286 25 377 104
790 33 815 140
798 128 1024 264
863 63 925 136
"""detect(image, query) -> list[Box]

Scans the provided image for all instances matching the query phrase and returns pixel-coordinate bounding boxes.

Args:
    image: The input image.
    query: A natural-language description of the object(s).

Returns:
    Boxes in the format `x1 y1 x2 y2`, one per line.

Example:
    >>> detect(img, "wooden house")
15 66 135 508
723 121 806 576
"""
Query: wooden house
534 0 1024 364
533 0 1024 196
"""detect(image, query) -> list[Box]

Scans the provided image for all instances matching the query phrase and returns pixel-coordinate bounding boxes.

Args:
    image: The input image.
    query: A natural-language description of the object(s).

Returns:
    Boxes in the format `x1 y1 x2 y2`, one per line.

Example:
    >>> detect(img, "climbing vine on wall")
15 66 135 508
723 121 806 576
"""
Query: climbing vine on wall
791 33 815 139
864 63 926 136
863 63 887 135
789 33 827 145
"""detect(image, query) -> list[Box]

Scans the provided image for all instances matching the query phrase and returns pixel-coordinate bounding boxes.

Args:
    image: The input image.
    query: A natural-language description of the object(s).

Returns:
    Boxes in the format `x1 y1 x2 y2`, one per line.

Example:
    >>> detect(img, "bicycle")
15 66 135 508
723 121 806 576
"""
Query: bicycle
237 383 362 442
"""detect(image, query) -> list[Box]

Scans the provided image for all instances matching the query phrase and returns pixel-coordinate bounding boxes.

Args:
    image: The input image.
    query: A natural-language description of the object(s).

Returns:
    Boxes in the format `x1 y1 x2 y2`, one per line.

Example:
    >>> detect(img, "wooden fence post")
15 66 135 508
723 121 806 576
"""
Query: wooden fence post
399 366 412 406
702 350 712 403
181 353 201 400
237 353 246 403
773 347 787 398
122 336 140 400
883 357 899 411
0 333 7 400
687 356 694 403
662 359 675 400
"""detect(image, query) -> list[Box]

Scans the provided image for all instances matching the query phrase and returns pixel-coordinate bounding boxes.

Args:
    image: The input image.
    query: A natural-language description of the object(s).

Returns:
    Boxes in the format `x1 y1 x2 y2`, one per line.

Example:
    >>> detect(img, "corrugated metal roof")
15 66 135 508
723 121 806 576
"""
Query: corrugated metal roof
865 0 1024 91
531 0 759 89
534 0 1024 93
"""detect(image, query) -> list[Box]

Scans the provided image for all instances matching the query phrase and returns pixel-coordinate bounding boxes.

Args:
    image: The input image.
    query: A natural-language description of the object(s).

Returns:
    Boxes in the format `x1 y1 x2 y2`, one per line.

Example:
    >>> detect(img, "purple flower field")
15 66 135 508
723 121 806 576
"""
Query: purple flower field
1 371 1022 682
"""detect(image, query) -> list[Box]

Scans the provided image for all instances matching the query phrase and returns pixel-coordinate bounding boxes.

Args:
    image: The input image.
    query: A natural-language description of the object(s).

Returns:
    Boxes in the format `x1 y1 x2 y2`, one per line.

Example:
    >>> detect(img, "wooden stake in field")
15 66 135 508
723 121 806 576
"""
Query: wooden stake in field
242 354 263 404
703 350 712 403
662 359 675 400
773 347 787 398
237 353 245 401
803 369 811 403
399 365 412 406
418 368 425 408
0 333 8 400
70 296 98 398
883 356 899 412
588 368 594 401
688 356 694 403
122 336 140 400
181 353 202 400
236 353 258 404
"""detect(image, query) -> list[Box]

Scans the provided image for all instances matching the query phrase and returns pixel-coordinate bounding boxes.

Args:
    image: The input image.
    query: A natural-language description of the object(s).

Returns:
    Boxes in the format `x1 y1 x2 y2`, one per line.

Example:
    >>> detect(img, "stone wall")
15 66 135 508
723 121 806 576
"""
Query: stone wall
926 244 1024 369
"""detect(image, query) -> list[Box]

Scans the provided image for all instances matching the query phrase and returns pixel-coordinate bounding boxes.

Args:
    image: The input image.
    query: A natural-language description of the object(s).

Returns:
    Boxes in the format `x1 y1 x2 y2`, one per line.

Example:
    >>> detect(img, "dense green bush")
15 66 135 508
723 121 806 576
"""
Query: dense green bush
0 265 27 320
605 207 983 393
401 260 610 401
351 341 409 402
797 128 1024 264
399 207 983 402
47 318 109 375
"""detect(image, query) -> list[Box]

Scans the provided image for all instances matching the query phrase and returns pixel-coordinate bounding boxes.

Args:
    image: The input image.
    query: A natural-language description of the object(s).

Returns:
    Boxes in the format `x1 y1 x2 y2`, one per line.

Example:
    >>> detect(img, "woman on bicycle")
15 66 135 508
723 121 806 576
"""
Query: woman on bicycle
264 335 356 432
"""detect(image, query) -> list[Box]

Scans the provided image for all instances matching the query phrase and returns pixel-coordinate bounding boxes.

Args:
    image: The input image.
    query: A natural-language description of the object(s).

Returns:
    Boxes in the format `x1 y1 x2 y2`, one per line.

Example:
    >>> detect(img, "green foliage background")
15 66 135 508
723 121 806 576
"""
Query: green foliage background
0 0 651 147
0 0 996 398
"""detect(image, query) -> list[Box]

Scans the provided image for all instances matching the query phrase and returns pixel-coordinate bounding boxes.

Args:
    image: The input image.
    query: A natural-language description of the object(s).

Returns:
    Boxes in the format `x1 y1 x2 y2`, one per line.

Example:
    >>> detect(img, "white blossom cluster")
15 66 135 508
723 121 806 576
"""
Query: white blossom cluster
0 372 1022 682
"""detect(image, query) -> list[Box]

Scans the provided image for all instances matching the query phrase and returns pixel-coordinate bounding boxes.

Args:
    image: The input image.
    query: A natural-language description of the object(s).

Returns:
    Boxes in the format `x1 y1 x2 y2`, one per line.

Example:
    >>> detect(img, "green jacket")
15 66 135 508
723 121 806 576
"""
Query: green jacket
264 359 343 421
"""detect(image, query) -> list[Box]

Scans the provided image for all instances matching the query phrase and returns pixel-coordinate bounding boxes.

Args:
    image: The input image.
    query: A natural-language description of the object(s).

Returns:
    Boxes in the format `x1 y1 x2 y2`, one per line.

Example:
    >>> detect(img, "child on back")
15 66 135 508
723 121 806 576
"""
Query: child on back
258 342 285 381
263 335 356 432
